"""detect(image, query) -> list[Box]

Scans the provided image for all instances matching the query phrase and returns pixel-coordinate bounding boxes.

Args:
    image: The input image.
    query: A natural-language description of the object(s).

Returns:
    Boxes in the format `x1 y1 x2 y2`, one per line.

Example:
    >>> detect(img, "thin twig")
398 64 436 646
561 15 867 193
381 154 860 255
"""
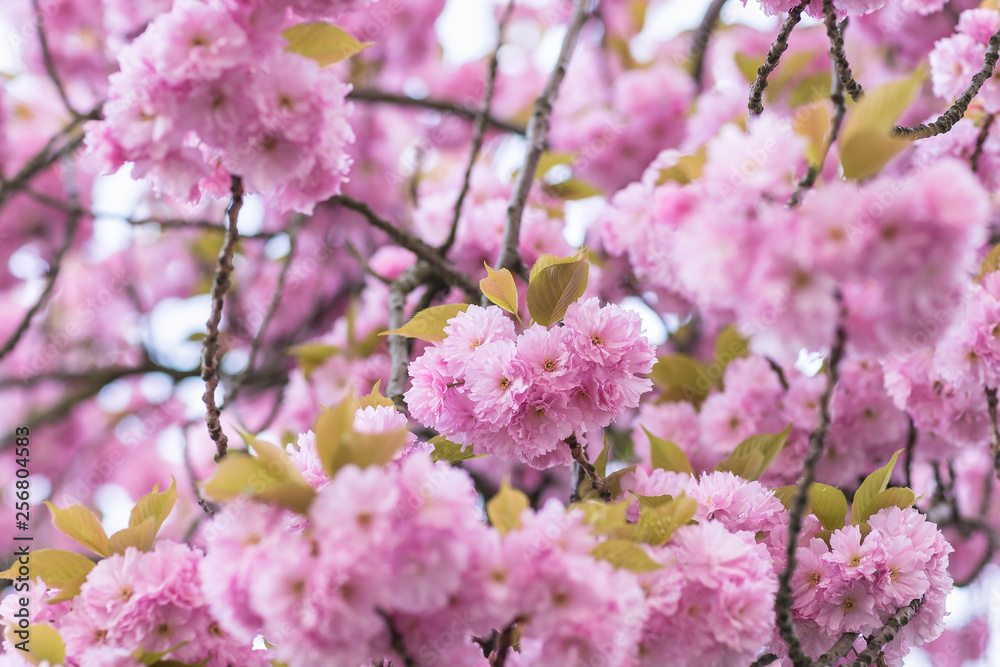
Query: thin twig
225 214 307 407
775 296 847 666
904 415 916 491
566 434 612 502
441 0 517 255
386 263 434 411
845 599 922 667
201 176 243 461
182 422 216 517
748 2 808 115
31 0 80 117
749 654 778 667
689 0 728 91
894 24 1000 139
0 190 80 363
822 9 863 101
347 88 526 136
492 623 516 667
330 195 480 301
495 0 590 279
788 21 849 207
971 114 996 173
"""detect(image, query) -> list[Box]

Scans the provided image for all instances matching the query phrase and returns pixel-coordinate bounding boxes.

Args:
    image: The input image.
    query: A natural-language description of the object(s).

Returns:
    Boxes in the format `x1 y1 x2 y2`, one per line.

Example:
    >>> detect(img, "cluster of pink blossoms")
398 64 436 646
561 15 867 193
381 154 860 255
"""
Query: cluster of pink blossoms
0 542 264 667
86 0 360 212
787 507 953 663
405 300 656 469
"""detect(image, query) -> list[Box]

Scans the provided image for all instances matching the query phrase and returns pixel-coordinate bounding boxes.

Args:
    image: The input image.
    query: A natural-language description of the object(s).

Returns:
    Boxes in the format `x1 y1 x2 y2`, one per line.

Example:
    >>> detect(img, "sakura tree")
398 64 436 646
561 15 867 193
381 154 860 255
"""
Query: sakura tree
2 0 1000 665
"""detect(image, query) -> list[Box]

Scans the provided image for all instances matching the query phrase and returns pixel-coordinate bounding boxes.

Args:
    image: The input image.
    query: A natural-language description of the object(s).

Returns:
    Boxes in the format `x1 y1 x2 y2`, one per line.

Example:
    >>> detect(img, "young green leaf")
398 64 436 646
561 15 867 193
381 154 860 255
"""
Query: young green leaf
282 22 373 67
286 343 341 378
808 483 848 532
44 502 109 557
107 518 158 555
649 355 714 404
590 540 663 572
128 478 177 536
486 478 529 535
528 248 589 284
429 435 482 463
22 624 65 665
480 263 522 324
380 303 471 342
0 549 94 588
526 259 589 326
635 494 697 546
715 425 791 481
644 427 694 475
857 487 916 525
838 73 922 180
357 380 396 410
773 485 797 510
850 450 902 525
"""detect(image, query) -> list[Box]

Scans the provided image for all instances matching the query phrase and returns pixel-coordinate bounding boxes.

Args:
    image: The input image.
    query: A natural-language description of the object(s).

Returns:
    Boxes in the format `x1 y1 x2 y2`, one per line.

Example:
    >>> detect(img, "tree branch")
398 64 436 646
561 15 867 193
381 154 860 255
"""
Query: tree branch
201 176 243 461
441 0 517 255
988 387 1000 481
816 632 860 666
566 433 612 502
491 623 516 667
775 297 847 666
31 0 80 117
347 88 526 136
386 263 434 411
822 8 863 102
748 2 808 116
971 114 996 173
330 195 480 301
689 0 728 92
494 0 590 279
845 599 922 667
894 24 1000 140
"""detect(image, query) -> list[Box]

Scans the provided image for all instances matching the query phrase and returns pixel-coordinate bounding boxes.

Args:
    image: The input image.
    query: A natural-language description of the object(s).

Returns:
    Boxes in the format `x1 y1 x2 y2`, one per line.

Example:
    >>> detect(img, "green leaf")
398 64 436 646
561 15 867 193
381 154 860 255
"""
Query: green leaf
788 72 833 107
578 465 635 502
528 248 589 284
313 394 409 476
773 485 797 510
857 487 916 525
45 573 88 604
715 425 792 481
129 478 177 536
655 149 708 186
839 73 922 180
282 22 373 67
532 151 575 179
356 381 395 410
793 101 832 167
635 494 697 546
543 178 603 200
0 549 94 587
978 242 1000 281
486 478 529 535
380 303 471 342
23 624 65 666
590 540 662 572
44 502 109 557
287 343 341 378
593 435 610 478
201 451 315 514
808 483 848 532
526 259 589 327
713 325 749 374
480 263 521 323
649 355 714 405
429 435 482 464
644 427 693 475
849 450 902 525
574 499 631 536
107 518 158 555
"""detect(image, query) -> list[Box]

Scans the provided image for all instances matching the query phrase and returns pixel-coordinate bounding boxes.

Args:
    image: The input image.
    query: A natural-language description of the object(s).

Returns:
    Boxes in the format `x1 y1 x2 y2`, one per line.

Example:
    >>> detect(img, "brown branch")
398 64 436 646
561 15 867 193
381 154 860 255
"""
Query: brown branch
822 9 863 102
566 434 612 502
31 0 79 117
748 2 809 115
689 0 728 91
988 387 1000 481
972 114 996 173
749 654 778 667
495 0 590 279
845 599 922 667
330 195 480 301
894 24 1000 139
201 176 243 461
386 263 434 411
904 415 917 490
816 632 860 666
788 19 849 207
0 197 80 364
491 623 517 667
378 610 417 667
441 0 517 255
347 88 526 136
182 421 216 517
0 106 101 206
775 297 847 666
225 213 307 407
